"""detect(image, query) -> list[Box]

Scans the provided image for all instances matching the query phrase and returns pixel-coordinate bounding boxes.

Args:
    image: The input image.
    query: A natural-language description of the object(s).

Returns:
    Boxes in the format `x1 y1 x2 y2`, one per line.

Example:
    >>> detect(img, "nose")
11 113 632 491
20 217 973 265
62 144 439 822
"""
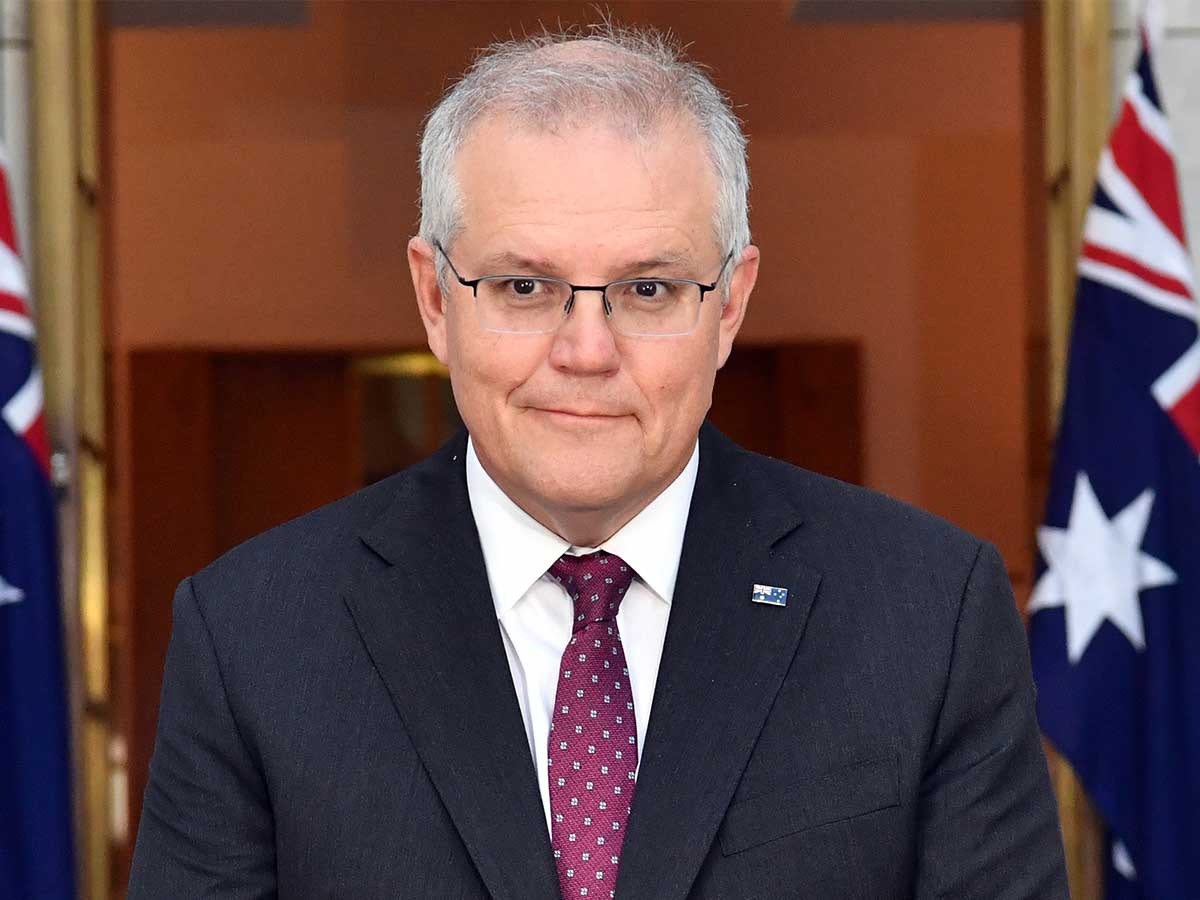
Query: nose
548 289 621 375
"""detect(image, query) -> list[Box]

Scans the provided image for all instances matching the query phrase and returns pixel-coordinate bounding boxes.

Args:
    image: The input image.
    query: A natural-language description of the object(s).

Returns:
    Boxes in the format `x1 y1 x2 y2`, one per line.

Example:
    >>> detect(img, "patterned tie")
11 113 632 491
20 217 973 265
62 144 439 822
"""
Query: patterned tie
547 551 638 900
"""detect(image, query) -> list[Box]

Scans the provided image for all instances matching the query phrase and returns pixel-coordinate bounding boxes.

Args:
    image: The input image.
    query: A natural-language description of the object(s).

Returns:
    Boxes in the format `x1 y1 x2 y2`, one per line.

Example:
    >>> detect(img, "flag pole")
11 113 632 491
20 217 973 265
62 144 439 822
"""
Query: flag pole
1048 752 1105 898
1041 1 1110 897
30 0 108 897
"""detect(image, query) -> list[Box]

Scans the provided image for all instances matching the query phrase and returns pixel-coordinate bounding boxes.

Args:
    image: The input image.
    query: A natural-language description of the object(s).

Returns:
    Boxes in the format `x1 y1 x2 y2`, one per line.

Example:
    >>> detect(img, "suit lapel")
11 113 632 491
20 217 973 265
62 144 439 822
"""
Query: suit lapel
616 427 823 900
343 435 560 900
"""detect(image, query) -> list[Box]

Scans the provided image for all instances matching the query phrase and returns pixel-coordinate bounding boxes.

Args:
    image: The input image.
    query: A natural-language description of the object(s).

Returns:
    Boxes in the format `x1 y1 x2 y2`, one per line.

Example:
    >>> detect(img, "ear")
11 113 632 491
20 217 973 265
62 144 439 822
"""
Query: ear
408 237 450 364
716 244 759 370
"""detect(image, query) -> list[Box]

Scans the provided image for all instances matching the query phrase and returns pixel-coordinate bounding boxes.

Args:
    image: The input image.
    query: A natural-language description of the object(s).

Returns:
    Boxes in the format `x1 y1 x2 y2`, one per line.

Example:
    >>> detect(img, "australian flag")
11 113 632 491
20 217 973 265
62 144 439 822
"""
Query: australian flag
1027 13 1200 899
0 149 76 897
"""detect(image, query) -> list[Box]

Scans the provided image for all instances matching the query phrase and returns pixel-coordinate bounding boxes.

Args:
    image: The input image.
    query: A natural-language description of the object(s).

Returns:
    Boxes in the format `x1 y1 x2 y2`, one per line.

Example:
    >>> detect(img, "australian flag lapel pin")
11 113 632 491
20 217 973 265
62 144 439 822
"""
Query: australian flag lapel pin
751 583 788 607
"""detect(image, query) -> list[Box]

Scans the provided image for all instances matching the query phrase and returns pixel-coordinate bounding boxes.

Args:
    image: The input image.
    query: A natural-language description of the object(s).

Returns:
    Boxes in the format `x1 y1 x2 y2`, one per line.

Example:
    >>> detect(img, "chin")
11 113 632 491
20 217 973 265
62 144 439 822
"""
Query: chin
524 455 640 514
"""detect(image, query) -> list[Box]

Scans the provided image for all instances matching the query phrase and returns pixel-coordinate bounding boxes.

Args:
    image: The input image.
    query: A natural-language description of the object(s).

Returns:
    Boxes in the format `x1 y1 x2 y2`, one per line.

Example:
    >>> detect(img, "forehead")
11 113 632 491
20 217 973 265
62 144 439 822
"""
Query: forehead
452 112 719 266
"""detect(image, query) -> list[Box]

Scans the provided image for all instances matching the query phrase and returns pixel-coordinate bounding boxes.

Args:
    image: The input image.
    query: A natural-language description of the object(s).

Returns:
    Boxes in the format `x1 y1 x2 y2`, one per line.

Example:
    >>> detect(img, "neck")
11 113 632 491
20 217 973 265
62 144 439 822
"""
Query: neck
528 504 640 550
493 476 657 549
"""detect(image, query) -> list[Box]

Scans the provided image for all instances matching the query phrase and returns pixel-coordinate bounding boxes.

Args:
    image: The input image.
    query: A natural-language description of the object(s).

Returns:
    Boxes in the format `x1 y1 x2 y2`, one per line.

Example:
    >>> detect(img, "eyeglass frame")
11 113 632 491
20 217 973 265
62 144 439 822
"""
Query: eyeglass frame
432 240 735 336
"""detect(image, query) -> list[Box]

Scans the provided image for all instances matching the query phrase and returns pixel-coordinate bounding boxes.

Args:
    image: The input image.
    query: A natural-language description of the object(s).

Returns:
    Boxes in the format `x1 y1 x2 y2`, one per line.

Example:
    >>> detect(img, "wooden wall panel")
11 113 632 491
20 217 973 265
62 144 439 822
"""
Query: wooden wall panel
710 343 862 485
211 355 361 554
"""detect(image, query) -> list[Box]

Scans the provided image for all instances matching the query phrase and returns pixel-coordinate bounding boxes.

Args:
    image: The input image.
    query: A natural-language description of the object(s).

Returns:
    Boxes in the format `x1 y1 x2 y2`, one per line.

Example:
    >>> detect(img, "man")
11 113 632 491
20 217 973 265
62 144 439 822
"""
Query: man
130 26 1068 899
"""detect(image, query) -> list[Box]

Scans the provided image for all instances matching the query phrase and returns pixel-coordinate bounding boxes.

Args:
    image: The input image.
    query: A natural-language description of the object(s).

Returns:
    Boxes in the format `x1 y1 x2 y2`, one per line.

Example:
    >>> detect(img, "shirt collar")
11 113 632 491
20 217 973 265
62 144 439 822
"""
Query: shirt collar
466 437 700 617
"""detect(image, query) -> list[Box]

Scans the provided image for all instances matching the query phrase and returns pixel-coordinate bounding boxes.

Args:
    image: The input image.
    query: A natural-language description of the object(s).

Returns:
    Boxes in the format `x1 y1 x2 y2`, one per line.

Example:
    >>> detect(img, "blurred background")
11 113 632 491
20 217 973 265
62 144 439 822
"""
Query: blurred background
2 0 1196 898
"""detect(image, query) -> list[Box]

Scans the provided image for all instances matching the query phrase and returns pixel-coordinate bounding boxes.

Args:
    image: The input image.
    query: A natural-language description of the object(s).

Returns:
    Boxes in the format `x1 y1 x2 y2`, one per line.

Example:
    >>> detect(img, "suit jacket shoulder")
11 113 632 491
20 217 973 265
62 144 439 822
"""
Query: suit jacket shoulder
702 426 988 615
680 427 1065 900
189 433 470 627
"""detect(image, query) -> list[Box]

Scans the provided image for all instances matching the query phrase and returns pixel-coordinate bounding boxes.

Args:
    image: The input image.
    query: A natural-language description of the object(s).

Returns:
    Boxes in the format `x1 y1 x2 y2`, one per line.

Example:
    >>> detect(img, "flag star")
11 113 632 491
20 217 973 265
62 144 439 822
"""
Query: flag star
1029 472 1177 663
0 574 25 607
1113 839 1137 880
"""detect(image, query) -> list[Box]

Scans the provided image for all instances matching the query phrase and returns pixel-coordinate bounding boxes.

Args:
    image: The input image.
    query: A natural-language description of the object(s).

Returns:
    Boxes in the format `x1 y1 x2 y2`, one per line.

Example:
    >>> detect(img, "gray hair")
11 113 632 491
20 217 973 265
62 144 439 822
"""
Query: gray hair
417 23 750 290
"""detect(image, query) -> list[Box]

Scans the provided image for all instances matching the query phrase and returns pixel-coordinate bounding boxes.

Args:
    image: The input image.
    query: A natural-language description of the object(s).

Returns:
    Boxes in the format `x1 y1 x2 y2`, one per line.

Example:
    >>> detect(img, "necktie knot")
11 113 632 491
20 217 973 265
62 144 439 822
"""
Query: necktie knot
549 551 635 633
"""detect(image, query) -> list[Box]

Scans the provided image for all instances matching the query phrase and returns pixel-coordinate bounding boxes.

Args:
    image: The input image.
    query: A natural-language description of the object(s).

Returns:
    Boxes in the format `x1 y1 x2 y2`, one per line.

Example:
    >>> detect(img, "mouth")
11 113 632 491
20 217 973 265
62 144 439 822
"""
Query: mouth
533 408 630 424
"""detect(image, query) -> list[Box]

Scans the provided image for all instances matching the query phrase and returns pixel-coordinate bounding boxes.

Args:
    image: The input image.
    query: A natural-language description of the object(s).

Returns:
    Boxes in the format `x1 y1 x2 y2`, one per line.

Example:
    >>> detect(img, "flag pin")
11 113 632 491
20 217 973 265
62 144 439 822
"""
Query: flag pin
751 584 788 607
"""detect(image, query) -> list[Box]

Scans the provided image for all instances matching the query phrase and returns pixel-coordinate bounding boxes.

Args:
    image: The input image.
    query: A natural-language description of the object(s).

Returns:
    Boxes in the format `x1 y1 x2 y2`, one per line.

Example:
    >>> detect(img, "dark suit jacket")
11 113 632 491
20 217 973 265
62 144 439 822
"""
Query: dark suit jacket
129 425 1068 899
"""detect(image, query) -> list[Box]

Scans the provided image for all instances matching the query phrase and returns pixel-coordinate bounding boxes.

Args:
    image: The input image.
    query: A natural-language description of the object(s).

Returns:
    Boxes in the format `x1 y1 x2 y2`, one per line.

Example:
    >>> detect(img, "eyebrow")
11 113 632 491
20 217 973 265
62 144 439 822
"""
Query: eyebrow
616 254 696 278
473 251 565 277
473 250 697 280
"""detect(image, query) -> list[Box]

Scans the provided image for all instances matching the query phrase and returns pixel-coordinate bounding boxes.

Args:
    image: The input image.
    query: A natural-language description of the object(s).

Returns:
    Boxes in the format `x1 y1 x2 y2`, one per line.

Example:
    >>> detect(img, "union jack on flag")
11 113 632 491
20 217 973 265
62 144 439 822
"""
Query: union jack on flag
1027 7 1200 898
0 145 75 897
0 158 47 474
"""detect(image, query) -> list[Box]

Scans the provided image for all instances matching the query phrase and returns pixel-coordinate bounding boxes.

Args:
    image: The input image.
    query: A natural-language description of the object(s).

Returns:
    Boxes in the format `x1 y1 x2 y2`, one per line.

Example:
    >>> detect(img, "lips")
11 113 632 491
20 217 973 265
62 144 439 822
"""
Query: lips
533 407 630 421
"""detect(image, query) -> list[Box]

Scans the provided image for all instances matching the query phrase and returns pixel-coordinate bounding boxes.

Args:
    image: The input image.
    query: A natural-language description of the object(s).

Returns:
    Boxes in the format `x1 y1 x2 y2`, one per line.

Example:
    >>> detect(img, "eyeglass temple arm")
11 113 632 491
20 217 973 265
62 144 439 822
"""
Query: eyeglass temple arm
433 241 483 294
698 250 736 299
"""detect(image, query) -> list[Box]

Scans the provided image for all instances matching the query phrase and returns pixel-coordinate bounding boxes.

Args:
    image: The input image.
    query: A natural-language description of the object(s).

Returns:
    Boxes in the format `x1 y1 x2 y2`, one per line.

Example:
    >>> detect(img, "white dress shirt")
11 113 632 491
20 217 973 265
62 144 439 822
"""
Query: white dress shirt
465 436 699 834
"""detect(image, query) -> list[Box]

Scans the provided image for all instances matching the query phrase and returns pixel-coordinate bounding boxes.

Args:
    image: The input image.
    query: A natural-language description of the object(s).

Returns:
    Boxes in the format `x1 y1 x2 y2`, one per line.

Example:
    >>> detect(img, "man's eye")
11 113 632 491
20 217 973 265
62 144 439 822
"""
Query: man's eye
632 281 669 299
511 279 540 296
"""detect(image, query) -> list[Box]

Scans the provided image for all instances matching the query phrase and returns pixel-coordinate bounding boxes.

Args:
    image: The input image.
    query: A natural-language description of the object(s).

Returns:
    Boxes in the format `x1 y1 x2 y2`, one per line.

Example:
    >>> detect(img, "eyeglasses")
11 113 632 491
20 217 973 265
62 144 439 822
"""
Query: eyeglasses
434 241 733 337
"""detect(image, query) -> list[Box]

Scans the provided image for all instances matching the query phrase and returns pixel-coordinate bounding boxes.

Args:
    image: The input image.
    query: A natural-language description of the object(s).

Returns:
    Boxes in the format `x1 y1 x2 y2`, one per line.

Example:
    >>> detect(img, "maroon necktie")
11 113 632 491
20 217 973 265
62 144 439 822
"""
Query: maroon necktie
547 552 638 900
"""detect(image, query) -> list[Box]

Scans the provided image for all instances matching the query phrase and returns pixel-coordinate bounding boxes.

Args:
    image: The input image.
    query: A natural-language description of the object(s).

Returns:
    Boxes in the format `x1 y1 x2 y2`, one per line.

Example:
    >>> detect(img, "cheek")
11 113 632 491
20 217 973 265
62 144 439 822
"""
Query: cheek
635 340 719 424
446 321 546 413
444 322 502 421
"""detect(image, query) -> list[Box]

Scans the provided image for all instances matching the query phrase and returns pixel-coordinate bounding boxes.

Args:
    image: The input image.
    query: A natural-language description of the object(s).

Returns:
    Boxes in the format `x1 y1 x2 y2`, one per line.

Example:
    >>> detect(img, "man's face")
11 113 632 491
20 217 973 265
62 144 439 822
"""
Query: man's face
410 113 758 538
